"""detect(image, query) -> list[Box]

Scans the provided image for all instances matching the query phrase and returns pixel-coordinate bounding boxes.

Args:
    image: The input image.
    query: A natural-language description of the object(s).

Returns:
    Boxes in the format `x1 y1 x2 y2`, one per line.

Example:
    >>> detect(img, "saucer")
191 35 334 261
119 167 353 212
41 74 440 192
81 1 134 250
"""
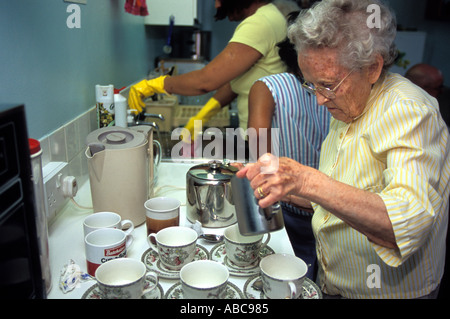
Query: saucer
210 242 274 277
165 281 244 299
243 275 322 299
141 244 210 280
81 276 163 299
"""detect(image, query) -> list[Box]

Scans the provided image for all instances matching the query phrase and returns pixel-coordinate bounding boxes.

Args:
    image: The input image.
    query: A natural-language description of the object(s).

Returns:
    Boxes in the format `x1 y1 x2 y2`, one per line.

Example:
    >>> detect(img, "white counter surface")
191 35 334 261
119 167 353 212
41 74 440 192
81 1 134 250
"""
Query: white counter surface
47 161 294 299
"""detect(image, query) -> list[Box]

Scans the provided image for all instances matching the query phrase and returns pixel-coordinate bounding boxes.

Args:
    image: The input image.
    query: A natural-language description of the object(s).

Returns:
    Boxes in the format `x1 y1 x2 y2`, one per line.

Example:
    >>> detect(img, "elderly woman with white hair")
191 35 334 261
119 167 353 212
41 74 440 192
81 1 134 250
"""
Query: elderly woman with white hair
237 0 450 299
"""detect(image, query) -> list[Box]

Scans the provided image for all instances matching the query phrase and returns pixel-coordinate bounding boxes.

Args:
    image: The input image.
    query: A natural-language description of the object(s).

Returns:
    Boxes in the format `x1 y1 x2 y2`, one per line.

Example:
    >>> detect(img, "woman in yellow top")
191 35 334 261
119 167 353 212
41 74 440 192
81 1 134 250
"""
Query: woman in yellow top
128 0 287 145
238 0 450 298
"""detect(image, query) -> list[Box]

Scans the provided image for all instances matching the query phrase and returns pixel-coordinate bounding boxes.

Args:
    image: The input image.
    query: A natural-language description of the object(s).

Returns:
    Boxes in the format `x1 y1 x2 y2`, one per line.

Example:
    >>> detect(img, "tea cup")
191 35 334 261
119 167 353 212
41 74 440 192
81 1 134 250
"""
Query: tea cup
260 253 308 299
95 258 158 299
83 211 134 237
224 224 270 267
147 226 197 270
180 260 229 299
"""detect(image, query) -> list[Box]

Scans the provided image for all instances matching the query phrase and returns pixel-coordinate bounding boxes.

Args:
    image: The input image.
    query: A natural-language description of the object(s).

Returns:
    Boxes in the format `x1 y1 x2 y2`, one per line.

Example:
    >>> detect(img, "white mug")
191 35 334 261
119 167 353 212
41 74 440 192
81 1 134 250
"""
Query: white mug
180 260 229 299
224 224 270 267
85 228 133 276
83 211 134 237
147 226 197 270
95 258 158 299
260 254 308 299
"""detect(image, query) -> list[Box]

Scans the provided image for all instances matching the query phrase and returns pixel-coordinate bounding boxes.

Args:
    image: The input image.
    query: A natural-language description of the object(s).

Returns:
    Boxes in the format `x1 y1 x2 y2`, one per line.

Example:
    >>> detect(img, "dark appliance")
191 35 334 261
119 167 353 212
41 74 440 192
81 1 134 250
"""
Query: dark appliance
171 28 211 61
0 104 46 299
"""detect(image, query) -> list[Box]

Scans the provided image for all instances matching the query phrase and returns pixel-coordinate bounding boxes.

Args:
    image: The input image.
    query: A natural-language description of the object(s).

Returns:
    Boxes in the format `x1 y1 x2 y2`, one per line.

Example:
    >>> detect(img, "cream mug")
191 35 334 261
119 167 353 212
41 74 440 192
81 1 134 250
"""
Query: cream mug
180 260 229 299
85 228 133 276
224 224 270 267
95 258 159 299
83 211 134 237
147 226 198 270
260 253 308 299
144 197 180 235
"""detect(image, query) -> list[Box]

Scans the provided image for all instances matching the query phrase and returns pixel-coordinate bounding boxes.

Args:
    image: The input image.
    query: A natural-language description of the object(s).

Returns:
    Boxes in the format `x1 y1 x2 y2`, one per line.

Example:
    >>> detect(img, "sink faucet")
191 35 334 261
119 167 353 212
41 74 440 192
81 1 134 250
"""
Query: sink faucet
128 113 163 142
143 113 165 121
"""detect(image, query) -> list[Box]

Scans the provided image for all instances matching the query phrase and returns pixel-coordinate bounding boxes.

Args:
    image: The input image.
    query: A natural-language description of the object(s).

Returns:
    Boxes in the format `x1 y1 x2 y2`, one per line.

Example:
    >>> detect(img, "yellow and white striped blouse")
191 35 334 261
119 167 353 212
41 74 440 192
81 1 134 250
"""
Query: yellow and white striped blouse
312 73 450 299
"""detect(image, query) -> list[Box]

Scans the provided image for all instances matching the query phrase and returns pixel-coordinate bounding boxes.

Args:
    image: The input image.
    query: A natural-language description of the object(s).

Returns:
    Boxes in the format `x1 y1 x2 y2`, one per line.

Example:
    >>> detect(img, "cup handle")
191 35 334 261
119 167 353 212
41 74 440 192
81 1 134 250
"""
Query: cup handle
261 232 271 250
142 271 159 296
287 281 297 299
126 233 134 249
121 219 134 236
147 233 158 252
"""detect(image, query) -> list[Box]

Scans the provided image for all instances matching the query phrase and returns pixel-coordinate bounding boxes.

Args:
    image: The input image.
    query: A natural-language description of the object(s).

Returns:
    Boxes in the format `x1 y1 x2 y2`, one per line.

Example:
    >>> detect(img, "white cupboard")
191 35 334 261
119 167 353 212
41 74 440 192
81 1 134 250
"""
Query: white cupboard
145 0 199 26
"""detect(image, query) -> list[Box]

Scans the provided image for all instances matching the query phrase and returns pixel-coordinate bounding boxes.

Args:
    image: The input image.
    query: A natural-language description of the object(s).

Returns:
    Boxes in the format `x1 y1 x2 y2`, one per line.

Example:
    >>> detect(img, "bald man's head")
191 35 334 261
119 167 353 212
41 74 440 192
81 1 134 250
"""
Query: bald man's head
405 64 444 98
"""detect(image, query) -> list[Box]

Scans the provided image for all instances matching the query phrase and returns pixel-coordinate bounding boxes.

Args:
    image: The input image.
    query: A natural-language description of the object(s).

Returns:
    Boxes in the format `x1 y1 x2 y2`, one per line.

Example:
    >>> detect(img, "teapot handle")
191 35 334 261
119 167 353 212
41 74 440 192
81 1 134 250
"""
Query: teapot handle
153 140 161 167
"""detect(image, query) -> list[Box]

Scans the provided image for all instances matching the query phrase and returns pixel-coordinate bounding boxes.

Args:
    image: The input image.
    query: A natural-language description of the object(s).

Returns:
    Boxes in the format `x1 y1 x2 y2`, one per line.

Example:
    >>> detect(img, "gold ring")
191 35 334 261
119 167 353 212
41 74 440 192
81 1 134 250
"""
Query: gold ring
257 186 267 199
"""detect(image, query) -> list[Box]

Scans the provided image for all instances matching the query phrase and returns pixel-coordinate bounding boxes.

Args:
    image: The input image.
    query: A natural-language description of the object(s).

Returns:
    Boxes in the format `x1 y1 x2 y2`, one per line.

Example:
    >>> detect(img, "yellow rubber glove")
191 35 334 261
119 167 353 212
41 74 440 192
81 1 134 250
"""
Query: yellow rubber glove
128 75 169 114
182 97 221 142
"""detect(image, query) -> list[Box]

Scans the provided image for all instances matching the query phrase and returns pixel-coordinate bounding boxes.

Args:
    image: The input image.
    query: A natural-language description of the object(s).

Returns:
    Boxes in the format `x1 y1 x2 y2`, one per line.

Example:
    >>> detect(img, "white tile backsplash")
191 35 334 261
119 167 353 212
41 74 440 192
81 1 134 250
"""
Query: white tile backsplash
40 106 97 185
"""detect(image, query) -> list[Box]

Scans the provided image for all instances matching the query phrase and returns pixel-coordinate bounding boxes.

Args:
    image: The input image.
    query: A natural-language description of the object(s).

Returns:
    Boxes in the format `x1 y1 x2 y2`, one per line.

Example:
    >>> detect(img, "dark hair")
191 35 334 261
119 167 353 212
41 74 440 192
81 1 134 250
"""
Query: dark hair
215 0 272 20
276 11 301 77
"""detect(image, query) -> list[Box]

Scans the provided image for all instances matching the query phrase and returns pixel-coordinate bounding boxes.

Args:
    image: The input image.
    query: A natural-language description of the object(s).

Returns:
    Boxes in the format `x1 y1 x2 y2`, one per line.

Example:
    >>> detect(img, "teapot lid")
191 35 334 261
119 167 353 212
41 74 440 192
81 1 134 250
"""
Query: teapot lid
187 160 238 181
86 127 146 150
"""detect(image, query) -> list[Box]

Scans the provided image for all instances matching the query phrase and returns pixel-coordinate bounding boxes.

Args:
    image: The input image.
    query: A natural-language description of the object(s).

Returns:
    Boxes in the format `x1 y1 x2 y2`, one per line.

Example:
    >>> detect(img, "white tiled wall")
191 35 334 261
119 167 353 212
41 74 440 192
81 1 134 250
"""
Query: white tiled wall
39 106 97 188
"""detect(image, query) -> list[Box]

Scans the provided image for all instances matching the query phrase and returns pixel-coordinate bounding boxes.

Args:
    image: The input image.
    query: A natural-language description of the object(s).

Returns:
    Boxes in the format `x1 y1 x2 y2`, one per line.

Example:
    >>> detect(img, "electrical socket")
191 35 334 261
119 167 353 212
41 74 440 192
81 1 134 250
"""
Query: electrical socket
43 162 70 221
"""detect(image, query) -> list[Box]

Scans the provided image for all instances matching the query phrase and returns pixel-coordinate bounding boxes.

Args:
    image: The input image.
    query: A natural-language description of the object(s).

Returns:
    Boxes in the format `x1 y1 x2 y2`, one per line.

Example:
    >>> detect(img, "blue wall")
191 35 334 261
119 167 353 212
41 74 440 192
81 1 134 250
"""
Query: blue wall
1 0 449 140
0 0 157 139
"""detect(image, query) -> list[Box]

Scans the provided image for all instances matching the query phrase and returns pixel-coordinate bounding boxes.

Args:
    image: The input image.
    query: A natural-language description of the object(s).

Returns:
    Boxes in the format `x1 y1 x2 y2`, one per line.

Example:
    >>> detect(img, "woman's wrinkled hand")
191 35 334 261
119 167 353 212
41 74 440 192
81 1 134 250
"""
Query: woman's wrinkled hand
236 153 310 208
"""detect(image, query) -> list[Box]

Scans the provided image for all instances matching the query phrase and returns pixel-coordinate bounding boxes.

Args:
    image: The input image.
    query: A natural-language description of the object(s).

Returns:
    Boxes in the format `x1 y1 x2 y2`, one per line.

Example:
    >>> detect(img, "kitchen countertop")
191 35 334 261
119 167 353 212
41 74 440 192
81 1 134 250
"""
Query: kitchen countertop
46 161 294 299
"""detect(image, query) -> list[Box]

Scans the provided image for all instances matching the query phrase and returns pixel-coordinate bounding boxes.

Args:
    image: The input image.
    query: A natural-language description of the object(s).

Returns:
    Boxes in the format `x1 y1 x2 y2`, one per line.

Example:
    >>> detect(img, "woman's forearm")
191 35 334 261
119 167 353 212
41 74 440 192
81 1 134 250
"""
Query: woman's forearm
303 170 397 248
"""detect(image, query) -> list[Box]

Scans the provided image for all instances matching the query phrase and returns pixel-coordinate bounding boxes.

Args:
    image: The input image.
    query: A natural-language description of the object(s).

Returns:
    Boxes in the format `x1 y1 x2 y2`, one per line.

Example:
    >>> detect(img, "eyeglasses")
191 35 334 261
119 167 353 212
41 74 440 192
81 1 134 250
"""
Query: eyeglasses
302 69 354 100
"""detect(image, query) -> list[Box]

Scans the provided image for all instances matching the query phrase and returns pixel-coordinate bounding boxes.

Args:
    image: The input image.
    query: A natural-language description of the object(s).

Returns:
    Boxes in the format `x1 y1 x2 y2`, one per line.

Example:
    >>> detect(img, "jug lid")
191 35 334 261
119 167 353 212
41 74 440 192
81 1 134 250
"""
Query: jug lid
86 127 146 150
187 160 238 182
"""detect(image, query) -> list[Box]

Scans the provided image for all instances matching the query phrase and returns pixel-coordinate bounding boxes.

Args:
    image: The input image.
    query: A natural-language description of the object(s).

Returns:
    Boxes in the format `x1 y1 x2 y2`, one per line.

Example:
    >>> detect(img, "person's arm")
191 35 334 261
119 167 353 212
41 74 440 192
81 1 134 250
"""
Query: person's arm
164 42 262 96
213 82 238 107
182 84 237 142
129 42 262 113
248 80 275 160
237 155 397 249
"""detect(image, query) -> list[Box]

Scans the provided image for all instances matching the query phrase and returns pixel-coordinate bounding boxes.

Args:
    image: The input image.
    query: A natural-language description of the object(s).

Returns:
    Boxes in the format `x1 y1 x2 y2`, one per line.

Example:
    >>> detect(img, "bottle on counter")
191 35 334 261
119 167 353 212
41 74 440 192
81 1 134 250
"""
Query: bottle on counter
114 88 128 128
29 138 52 294
95 84 114 128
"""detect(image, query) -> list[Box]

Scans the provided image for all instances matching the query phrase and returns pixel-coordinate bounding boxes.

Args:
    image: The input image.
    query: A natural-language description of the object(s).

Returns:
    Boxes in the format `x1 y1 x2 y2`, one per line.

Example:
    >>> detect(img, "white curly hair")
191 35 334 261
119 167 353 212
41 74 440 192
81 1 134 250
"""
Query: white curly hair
288 0 397 73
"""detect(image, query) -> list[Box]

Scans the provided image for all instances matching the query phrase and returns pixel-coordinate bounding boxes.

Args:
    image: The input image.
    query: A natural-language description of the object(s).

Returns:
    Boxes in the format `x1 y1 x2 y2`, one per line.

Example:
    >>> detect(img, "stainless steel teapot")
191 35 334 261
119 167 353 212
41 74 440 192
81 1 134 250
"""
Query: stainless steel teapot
186 160 238 228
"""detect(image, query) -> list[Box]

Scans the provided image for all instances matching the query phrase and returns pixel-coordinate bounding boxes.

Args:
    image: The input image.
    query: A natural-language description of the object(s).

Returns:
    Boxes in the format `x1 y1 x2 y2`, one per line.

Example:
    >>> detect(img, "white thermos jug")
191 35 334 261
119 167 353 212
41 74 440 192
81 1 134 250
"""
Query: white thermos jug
85 126 160 226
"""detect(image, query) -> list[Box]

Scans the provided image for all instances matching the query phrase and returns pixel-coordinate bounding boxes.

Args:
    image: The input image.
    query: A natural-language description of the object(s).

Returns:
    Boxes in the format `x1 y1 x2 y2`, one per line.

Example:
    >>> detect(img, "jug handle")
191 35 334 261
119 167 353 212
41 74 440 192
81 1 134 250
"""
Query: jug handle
262 202 281 220
153 140 162 167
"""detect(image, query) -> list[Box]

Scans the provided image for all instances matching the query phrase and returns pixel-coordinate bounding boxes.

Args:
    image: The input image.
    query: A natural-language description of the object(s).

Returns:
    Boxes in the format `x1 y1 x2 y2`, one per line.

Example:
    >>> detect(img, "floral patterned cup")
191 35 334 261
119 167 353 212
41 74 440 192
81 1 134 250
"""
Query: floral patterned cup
147 226 198 270
95 258 158 299
180 260 229 299
224 224 270 267
260 254 308 299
